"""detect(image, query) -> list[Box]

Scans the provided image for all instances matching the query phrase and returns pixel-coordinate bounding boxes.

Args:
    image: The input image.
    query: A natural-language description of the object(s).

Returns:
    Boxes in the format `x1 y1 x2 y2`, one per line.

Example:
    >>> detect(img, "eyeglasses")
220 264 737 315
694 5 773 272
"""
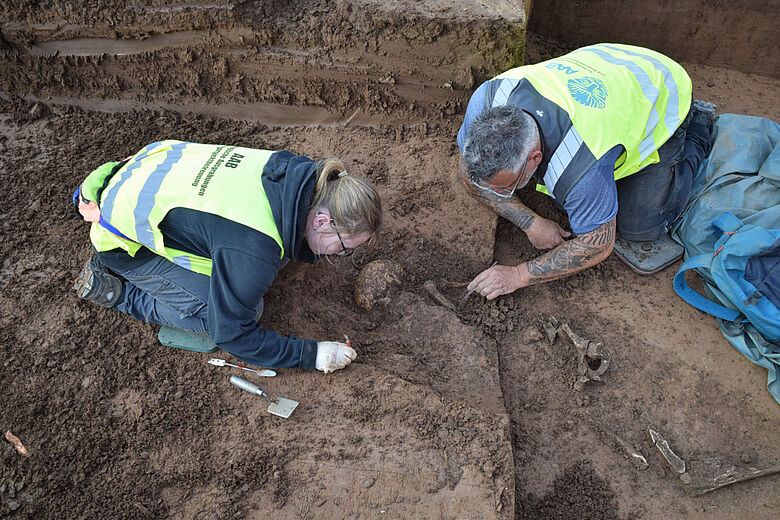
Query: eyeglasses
330 220 355 257
471 157 528 198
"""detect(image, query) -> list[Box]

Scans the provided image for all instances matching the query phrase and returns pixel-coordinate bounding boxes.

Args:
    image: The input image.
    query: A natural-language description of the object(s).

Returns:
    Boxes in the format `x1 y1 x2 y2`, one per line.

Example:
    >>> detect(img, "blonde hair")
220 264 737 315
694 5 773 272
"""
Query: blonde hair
310 158 382 243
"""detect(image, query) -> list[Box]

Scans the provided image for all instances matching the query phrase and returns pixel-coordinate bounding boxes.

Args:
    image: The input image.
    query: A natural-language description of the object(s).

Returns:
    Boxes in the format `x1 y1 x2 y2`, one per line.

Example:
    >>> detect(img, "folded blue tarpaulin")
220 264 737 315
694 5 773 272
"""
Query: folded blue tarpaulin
671 114 780 404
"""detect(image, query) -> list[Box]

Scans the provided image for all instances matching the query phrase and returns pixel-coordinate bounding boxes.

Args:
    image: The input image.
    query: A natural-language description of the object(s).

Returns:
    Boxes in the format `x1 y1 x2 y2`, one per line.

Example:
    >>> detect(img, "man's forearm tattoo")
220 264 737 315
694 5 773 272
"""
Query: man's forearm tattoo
526 219 616 285
578 218 616 248
488 194 536 230
496 200 536 230
460 174 536 229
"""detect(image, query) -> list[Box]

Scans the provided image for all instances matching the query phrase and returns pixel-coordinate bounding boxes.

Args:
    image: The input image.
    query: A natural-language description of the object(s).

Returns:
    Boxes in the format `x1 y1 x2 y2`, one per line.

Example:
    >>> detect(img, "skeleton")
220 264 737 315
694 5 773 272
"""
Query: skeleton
544 316 611 390
649 428 780 495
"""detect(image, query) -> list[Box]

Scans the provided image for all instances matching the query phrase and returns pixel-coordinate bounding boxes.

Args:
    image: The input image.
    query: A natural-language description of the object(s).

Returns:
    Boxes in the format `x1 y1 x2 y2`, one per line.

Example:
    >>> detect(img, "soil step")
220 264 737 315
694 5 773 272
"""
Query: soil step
0 0 528 124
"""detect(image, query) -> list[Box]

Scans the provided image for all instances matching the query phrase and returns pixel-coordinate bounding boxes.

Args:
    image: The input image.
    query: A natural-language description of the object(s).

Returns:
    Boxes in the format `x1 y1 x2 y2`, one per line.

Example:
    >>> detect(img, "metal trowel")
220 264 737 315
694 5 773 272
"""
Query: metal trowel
229 375 299 418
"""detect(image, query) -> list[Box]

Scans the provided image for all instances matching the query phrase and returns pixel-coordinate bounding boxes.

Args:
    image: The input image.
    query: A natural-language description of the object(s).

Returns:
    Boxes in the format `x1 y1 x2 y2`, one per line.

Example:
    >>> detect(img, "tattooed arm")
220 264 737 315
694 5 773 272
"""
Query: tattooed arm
467 218 616 300
523 218 616 285
456 164 537 228
457 163 570 249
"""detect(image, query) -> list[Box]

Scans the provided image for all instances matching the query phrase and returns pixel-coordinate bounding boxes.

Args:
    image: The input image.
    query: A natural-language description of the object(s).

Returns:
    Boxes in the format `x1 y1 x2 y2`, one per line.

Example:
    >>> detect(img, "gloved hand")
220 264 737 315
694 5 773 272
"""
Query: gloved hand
315 341 357 374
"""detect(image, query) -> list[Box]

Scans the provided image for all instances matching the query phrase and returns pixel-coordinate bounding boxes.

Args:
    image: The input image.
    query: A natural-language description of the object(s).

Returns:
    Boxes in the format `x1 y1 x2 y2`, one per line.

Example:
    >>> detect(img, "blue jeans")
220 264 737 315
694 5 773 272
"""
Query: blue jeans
615 108 711 241
104 254 263 333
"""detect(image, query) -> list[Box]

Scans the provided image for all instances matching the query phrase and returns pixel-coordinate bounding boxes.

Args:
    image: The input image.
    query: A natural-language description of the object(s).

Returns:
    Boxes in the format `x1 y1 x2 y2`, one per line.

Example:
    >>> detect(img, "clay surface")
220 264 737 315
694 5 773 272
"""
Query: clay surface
1 2 779 519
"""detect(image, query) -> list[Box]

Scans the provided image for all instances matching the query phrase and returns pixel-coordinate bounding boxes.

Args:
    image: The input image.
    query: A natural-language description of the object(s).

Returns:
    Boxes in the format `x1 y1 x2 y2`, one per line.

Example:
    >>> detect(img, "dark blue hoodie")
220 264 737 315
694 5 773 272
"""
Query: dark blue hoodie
98 150 319 369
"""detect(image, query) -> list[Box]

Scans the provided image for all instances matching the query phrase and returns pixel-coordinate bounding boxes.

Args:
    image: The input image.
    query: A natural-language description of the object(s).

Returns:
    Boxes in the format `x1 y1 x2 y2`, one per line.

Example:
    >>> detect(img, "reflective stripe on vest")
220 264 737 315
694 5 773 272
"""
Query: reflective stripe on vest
544 125 585 197
492 78 520 108
134 141 187 249
87 140 284 276
101 141 164 228
487 44 692 202
579 44 685 162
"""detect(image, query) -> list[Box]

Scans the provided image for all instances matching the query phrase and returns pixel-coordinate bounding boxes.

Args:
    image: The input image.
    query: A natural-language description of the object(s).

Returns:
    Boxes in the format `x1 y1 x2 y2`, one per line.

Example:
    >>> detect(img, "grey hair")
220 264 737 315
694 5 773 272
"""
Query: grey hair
463 105 539 182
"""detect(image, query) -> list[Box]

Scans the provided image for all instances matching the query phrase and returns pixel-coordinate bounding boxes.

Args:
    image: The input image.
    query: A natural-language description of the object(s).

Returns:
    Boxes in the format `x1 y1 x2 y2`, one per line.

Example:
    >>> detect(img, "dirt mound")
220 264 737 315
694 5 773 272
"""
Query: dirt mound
517 461 620 520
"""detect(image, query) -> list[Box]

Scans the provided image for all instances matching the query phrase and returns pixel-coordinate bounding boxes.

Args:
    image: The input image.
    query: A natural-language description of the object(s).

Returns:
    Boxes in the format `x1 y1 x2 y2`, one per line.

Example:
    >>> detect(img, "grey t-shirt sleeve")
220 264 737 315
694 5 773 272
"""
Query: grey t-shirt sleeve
562 145 622 235
457 81 489 153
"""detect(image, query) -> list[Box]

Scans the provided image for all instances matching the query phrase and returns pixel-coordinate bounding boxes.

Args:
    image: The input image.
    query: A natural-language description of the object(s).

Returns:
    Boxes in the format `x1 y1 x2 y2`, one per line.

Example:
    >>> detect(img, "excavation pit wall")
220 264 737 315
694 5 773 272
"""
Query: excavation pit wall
529 0 780 78
0 0 526 126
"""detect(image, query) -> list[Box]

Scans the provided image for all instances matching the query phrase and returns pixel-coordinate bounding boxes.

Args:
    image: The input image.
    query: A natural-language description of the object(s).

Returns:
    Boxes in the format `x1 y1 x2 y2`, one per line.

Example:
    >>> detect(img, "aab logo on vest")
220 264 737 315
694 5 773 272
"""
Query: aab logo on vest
567 77 608 109
545 62 578 75
225 152 244 169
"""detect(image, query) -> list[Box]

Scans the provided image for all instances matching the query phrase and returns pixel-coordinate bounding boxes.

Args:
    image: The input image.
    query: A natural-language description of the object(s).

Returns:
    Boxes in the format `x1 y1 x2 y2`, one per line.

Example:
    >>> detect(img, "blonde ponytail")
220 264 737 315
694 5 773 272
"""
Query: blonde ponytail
311 158 382 242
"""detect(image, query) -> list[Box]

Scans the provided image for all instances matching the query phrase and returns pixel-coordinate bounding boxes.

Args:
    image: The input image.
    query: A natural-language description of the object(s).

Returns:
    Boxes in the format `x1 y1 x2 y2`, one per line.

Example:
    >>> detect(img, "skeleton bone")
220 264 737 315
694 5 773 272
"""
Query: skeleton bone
649 428 780 494
423 280 457 312
559 322 611 389
542 316 559 344
614 435 649 470
649 428 687 474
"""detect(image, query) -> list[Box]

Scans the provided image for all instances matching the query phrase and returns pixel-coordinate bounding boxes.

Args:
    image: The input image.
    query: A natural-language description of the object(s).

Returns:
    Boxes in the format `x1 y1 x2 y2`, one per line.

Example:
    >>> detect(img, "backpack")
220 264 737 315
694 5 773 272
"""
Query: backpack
674 212 780 402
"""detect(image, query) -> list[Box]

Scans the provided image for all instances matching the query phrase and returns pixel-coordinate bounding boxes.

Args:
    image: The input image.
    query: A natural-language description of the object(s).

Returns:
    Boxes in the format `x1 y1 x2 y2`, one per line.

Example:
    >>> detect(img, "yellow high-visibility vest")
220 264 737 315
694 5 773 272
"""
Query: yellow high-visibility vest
485 43 692 201
82 140 283 276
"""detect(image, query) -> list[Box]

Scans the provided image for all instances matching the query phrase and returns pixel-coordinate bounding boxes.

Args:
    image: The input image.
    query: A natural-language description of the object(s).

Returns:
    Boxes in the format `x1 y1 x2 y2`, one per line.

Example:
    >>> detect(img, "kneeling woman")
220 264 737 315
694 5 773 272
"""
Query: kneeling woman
72 140 382 374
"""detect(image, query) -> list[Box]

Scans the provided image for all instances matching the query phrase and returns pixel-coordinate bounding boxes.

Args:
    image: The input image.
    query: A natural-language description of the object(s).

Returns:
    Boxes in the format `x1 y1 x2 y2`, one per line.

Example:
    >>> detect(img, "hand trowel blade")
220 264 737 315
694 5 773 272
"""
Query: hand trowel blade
267 397 299 418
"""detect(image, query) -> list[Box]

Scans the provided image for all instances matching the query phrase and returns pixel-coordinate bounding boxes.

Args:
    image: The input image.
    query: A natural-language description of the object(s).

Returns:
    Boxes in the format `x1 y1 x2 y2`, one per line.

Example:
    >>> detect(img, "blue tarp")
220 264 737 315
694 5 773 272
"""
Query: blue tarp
671 114 780 404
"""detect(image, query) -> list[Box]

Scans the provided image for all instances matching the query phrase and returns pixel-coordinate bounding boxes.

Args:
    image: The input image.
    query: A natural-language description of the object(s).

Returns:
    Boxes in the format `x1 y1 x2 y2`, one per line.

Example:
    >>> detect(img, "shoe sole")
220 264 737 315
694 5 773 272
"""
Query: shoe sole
73 261 95 298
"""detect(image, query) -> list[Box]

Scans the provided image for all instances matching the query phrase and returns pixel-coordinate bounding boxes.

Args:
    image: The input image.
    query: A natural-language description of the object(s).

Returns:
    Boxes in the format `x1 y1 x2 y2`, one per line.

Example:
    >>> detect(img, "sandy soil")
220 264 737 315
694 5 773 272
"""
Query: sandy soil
1 2 779 519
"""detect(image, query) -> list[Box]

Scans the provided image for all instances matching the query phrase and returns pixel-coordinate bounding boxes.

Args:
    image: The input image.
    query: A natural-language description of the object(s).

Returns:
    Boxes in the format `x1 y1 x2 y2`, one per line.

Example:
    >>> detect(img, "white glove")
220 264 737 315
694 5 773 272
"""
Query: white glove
315 341 357 374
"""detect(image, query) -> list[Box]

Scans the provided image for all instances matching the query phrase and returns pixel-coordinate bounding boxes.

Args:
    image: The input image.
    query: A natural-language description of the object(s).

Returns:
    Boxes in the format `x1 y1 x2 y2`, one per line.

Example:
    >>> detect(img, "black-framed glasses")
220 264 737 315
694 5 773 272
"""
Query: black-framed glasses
471 157 528 198
330 220 354 257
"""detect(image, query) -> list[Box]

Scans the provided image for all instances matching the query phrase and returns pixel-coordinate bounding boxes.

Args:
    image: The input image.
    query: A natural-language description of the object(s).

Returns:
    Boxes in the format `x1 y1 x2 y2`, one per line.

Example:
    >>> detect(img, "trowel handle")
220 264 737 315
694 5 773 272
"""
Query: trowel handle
230 375 267 398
